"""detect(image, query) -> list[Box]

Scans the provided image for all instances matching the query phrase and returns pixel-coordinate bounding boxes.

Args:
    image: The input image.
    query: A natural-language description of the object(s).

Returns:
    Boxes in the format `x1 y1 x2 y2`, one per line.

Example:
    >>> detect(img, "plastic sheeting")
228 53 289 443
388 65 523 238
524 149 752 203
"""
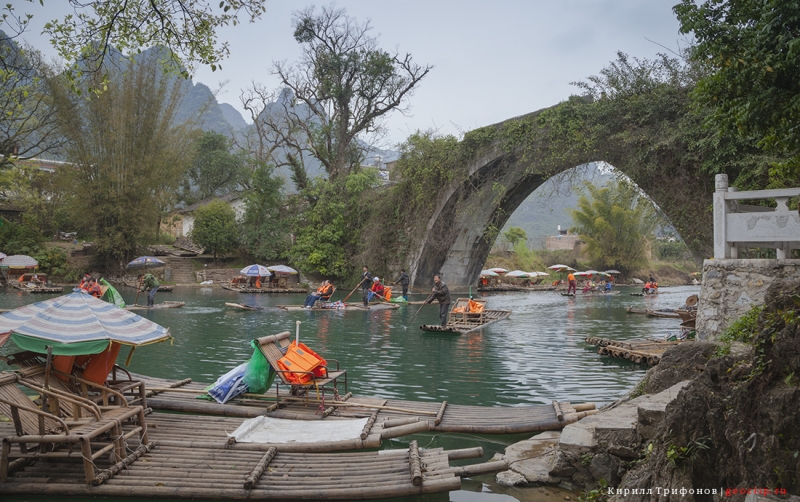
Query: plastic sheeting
229 416 369 444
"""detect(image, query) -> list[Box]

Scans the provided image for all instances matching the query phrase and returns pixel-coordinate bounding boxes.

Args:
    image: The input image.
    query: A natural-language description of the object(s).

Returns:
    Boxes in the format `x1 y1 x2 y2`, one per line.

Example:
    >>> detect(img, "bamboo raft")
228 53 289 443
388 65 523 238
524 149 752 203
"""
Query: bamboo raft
277 303 400 312
420 309 511 334
125 301 186 311
132 373 596 434
0 435 506 500
560 290 620 297
584 336 688 365
11 284 64 293
221 284 307 294
224 302 264 311
645 309 681 319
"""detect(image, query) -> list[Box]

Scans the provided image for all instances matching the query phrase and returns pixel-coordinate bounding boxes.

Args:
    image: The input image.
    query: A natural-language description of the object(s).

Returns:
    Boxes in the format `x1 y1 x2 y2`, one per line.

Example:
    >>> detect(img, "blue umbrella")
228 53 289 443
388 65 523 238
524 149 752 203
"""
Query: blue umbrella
240 264 272 277
127 256 166 269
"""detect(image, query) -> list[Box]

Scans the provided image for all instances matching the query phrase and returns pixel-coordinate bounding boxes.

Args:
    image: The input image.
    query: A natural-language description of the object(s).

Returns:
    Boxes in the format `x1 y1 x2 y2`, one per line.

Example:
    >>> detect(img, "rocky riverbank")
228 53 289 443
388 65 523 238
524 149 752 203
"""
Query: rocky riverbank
494 278 800 501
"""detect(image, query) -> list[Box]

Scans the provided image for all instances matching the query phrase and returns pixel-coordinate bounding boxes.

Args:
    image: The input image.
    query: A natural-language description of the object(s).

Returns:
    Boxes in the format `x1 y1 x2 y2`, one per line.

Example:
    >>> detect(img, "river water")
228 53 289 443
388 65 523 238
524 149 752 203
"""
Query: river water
0 284 700 502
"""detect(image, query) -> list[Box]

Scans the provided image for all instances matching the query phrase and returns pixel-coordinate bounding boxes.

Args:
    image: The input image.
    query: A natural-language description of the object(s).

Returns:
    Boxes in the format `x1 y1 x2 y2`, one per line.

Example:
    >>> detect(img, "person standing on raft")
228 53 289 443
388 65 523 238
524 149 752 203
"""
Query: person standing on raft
393 269 409 300
139 273 160 307
425 274 451 326
567 272 577 295
360 266 372 307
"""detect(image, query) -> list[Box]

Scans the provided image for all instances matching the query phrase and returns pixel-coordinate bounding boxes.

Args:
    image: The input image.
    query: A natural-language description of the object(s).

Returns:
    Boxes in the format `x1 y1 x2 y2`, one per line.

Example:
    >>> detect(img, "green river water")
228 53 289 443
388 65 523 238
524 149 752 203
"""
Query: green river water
0 284 700 502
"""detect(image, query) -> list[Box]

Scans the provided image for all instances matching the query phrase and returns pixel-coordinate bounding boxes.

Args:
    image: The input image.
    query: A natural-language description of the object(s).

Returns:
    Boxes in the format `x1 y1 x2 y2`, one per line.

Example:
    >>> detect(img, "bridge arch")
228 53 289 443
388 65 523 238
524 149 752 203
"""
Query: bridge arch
407 104 716 289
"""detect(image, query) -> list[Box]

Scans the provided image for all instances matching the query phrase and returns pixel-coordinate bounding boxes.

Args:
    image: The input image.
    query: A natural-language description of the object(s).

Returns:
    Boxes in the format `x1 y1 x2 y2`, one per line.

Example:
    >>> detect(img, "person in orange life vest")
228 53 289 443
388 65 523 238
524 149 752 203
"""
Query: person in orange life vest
86 278 103 298
369 277 385 302
643 281 651 294
567 272 577 295
304 280 333 308
255 276 262 288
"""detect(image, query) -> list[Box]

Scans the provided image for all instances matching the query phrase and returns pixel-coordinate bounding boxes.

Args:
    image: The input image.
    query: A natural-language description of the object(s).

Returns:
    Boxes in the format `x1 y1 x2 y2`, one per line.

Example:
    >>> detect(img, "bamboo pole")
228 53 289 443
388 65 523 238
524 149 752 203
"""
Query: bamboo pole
243 446 277 489
92 441 155 485
552 400 563 422
408 440 422 486
434 401 447 426
360 412 378 440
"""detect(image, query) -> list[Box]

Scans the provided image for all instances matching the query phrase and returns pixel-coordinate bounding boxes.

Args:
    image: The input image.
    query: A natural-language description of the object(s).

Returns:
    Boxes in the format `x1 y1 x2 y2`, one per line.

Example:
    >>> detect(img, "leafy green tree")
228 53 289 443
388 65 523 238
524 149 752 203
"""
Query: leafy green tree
181 131 246 204
51 52 192 266
240 163 292 262
289 170 379 278
503 227 527 247
674 0 800 184
0 217 42 256
570 180 657 274
191 199 239 261
17 1 265 84
250 5 431 186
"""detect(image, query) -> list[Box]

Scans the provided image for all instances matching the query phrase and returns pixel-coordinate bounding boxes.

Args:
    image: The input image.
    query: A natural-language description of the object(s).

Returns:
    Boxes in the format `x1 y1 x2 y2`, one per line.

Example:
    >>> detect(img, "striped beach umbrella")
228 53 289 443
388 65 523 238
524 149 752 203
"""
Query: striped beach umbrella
0 291 171 355
505 270 531 278
0 254 37 269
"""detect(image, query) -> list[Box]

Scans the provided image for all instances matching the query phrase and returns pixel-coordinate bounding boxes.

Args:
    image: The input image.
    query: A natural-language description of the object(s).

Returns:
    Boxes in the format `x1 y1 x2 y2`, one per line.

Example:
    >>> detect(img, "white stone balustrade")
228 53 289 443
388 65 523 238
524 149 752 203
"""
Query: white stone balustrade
713 174 800 259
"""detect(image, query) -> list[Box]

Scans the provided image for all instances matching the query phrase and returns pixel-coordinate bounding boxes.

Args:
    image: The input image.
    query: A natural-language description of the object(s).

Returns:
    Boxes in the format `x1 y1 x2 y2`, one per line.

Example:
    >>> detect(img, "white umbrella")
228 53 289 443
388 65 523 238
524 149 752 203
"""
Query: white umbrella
0 252 6 261
480 270 499 277
548 264 576 272
267 265 298 274
489 267 508 274
532 271 549 276
574 271 591 276
240 264 272 277
505 270 531 278
604 270 621 275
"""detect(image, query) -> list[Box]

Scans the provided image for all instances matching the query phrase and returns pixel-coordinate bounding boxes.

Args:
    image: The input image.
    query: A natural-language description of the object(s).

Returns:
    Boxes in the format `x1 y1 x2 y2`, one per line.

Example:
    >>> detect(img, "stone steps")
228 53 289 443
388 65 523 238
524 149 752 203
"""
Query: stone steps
164 257 196 284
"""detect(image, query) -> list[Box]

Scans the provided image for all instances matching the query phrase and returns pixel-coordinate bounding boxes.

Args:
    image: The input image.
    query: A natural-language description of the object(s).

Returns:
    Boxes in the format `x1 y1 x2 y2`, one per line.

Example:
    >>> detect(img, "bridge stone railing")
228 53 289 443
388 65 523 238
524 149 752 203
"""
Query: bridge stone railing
697 175 800 337
713 173 800 259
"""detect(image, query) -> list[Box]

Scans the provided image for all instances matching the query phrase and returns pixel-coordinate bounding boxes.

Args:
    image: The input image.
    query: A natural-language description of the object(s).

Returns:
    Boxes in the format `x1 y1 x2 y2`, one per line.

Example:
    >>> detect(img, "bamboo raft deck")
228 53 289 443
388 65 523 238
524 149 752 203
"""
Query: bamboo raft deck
0 433 505 500
225 302 265 311
11 284 64 293
221 284 308 294
560 291 620 297
584 336 689 365
420 309 511 335
133 373 596 434
125 301 186 311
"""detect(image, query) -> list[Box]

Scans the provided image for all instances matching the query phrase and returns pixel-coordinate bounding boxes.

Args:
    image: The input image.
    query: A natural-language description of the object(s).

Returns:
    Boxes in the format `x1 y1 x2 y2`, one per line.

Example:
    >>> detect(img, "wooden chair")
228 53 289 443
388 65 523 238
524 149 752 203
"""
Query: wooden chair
448 298 487 326
0 372 149 484
254 332 347 401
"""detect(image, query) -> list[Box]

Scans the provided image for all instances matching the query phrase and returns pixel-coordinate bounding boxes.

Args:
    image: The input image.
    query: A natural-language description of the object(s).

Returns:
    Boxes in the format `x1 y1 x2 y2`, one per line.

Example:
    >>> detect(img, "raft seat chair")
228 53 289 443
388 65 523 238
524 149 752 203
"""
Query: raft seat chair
0 372 150 484
448 298 487 326
315 286 336 307
254 331 347 401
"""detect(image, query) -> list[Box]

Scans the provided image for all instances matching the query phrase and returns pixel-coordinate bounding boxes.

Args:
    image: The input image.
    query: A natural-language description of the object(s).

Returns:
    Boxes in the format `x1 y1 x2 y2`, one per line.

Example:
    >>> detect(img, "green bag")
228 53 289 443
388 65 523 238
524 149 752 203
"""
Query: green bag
242 340 275 394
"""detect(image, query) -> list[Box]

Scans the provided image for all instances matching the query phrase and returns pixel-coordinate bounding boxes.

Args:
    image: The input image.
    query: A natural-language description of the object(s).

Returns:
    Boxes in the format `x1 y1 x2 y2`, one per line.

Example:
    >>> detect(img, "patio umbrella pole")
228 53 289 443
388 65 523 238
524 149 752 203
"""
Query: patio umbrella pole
42 345 52 413
133 263 146 306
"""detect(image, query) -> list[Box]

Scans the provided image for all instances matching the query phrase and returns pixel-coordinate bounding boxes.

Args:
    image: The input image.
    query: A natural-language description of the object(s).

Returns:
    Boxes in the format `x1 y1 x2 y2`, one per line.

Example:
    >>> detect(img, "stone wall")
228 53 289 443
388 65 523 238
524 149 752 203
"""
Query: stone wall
696 258 800 338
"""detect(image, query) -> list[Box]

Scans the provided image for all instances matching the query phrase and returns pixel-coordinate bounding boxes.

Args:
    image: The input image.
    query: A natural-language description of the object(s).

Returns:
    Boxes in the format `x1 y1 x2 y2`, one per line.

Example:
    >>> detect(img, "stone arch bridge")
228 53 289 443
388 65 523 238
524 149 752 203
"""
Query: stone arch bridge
406 105 716 289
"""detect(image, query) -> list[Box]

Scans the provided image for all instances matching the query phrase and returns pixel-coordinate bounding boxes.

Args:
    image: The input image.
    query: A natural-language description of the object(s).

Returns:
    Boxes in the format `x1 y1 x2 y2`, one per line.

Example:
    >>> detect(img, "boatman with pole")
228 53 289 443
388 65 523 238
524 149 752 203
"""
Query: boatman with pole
139 273 160 307
361 266 373 307
393 269 410 301
425 274 451 326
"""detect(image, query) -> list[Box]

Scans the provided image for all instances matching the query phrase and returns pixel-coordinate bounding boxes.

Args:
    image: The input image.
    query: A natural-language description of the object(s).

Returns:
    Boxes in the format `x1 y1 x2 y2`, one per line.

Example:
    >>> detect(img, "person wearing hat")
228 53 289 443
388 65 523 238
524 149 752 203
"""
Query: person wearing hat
369 276 385 302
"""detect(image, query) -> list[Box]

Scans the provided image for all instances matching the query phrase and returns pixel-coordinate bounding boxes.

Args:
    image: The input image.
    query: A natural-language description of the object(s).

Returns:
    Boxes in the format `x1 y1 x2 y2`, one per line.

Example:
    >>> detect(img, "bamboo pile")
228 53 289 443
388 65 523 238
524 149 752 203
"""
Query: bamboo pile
584 336 687 365
1 442 508 500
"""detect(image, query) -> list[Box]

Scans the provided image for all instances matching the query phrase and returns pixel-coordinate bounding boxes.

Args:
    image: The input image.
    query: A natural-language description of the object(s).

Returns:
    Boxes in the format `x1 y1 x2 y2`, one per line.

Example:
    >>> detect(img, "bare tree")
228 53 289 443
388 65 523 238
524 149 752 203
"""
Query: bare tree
246 5 431 186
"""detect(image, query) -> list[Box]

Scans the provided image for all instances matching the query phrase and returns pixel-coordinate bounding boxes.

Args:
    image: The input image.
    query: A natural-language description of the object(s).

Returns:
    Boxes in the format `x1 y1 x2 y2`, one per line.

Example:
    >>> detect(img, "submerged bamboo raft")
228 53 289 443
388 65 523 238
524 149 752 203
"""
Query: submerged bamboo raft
278 303 399 311
11 284 64 293
125 301 185 311
132 373 597 434
584 336 688 365
1 436 507 500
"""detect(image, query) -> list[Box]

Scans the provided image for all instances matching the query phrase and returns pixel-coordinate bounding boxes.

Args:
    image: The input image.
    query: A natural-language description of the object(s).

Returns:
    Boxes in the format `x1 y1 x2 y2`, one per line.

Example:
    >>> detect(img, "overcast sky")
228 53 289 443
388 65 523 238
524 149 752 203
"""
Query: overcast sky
16 0 687 147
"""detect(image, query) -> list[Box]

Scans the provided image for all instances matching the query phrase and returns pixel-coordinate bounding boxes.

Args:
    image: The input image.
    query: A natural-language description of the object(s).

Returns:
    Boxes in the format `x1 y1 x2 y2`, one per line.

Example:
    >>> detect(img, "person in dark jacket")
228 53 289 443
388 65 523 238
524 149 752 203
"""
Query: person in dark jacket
394 269 410 300
425 274 451 326
360 266 372 307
